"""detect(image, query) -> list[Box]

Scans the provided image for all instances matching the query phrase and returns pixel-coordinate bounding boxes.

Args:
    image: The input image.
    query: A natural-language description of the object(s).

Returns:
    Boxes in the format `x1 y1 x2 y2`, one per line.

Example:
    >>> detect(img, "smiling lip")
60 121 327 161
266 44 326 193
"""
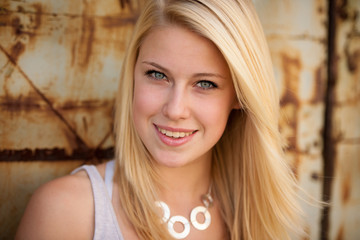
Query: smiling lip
154 124 197 146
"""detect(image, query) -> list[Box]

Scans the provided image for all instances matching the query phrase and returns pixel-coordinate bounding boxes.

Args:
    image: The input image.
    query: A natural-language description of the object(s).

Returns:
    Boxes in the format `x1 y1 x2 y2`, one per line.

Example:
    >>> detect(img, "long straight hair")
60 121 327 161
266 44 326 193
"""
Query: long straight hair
114 0 304 239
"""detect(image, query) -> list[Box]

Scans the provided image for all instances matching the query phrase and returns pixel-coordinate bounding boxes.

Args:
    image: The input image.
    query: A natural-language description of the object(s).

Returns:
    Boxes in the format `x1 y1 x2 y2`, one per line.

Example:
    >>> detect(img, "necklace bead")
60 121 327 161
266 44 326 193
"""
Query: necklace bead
155 184 213 239
155 200 212 239
155 201 170 223
190 206 211 230
167 215 191 239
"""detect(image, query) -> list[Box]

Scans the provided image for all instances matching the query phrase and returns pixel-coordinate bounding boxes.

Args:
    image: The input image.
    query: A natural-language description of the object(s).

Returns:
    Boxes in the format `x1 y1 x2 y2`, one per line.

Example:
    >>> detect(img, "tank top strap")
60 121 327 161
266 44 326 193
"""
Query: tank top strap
105 159 115 199
71 162 124 240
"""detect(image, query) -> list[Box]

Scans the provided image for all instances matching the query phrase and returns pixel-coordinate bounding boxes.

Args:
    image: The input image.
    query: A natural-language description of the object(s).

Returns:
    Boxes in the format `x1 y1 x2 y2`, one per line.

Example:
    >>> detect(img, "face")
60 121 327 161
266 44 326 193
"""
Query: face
132 25 237 168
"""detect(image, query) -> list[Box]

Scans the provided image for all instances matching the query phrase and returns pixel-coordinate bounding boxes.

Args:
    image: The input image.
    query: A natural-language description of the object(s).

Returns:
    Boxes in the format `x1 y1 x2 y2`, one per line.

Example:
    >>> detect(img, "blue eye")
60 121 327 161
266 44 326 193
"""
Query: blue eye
196 80 217 89
146 70 167 80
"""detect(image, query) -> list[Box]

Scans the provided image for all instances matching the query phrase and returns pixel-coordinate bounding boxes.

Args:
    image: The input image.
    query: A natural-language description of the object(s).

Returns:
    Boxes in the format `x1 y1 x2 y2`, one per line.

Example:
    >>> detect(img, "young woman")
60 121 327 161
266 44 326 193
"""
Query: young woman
16 0 304 239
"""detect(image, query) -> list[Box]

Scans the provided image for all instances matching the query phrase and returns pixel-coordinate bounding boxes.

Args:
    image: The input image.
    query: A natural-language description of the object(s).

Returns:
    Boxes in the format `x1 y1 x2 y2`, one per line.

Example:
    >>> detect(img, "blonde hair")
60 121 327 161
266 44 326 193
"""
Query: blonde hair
114 0 304 239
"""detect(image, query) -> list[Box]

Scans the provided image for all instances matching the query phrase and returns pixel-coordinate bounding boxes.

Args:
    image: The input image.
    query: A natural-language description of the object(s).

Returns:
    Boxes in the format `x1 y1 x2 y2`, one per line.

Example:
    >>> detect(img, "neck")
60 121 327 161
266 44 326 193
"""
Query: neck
155 152 212 204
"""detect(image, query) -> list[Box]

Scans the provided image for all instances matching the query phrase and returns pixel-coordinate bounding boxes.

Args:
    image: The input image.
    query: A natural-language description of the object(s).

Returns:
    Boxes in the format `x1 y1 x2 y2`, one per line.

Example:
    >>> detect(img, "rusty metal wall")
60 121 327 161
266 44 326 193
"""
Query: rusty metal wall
327 0 360 239
254 0 328 239
0 0 359 239
0 0 140 158
0 160 83 238
0 0 140 238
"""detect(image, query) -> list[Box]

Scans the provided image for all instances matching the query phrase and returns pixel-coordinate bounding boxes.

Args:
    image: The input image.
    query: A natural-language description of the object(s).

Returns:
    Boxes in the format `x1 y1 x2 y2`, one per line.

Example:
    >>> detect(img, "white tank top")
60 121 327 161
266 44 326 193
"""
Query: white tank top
72 160 124 240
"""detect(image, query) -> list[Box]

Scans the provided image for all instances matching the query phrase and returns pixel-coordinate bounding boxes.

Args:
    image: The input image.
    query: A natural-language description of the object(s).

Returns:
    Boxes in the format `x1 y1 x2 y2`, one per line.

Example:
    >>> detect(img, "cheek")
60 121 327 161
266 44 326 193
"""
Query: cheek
196 98 233 133
132 81 161 125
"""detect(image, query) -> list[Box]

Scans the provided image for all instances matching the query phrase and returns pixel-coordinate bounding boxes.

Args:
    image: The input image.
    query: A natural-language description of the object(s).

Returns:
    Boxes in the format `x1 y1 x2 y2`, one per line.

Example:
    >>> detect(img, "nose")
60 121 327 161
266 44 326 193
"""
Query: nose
162 85 190 120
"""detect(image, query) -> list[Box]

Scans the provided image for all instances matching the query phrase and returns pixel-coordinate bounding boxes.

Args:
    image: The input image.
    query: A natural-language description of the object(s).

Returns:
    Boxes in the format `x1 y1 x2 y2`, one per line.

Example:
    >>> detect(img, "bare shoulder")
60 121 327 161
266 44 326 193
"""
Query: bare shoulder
15 169 95 240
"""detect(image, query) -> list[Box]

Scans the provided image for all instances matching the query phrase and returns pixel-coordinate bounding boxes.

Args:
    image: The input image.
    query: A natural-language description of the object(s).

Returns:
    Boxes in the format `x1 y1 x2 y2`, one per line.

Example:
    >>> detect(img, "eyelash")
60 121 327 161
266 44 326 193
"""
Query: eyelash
195 80 217 90
145 70 167 80
144 69 218 90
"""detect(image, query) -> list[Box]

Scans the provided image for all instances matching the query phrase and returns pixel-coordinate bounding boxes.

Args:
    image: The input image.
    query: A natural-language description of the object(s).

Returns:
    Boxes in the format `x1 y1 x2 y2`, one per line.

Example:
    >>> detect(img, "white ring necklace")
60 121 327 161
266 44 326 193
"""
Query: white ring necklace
155 185 214 239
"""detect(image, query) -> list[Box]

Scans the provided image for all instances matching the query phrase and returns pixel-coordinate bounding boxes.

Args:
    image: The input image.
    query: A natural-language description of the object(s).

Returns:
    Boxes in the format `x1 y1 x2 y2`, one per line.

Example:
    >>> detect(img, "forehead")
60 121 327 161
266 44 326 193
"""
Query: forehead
137 25 230 75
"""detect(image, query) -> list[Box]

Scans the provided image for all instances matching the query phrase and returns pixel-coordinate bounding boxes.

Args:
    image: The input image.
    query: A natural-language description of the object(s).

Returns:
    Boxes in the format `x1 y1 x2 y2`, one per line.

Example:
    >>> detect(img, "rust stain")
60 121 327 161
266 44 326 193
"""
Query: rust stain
0 95 42 111
0 147 114 162
317 5 325 15
101 15 137 28
10 41 25 63
336 224 344 240
0 12 8 28
119 0 132 10
79 16 95 68
0 5 8 15
17 5 25 13
311 172 320 181
31 3 42 30
1 95 113 112
71 40 77 67
59 99 113 110
311 65 326 104
341 173 351 204
77 0 96 69
0 44 88 150
82 116 88 132
281 115 296 151
345 46 360 73
280 52 302 107
280 105 297 152
11 17 23 36
279 51 303 178
342 0 360 74
9 4 42 38
280 52 302 152
337 0 349 21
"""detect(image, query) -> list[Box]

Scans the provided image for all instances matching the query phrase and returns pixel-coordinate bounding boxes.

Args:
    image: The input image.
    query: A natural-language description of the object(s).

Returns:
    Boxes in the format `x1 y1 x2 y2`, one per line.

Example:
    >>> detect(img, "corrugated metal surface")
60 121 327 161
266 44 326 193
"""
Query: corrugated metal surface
328 0 360 239
254 0 328 239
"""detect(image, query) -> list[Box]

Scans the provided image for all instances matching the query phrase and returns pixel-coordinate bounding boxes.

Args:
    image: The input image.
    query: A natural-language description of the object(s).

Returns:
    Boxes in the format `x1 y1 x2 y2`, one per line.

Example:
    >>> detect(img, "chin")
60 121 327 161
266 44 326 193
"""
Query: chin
154 158 190 168
152 153 193 169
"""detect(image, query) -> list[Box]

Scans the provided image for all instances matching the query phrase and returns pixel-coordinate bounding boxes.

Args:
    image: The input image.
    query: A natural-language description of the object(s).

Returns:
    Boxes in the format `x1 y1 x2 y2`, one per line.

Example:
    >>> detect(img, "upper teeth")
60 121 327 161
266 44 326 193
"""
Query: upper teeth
157 127 194 138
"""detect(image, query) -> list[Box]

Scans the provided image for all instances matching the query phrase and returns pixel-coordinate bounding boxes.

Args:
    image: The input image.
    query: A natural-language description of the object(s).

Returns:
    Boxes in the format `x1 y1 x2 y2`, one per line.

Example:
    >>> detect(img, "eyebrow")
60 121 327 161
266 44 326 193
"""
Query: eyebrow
142 61 227 79
142 61 169 73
